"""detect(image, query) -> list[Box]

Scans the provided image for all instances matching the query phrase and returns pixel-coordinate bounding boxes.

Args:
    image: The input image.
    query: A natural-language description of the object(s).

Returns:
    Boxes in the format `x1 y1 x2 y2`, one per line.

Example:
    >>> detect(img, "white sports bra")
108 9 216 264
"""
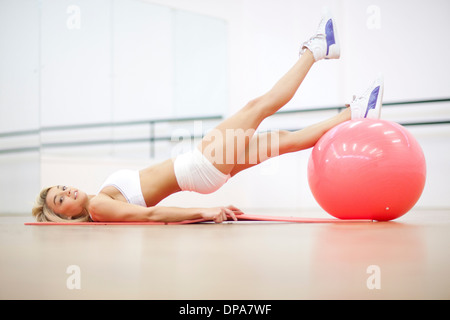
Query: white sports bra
97 170 147 207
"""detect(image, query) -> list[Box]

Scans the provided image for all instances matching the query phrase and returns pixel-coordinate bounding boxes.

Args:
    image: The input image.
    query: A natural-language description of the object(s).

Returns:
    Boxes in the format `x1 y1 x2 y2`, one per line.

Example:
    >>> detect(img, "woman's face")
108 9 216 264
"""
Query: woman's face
45 185 88 218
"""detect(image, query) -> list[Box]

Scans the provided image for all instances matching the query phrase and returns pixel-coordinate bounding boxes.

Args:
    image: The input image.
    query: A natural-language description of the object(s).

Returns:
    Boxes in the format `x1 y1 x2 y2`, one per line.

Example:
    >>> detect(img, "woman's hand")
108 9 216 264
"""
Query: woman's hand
200 205 244 223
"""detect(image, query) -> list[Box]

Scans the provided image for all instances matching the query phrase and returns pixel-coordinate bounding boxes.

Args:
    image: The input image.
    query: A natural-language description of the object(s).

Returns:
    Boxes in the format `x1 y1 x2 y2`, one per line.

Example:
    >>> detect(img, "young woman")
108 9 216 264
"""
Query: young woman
32 9 384 224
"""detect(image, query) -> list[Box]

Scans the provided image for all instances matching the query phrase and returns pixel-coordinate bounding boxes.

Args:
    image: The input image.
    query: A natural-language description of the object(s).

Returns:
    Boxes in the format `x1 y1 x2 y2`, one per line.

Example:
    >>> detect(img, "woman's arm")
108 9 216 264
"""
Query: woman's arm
89 194 243 223
151 205 243 223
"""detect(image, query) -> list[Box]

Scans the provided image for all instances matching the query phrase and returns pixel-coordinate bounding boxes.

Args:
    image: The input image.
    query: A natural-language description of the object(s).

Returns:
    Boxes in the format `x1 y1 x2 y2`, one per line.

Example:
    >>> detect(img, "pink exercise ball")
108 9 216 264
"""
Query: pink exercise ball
307 119 426 221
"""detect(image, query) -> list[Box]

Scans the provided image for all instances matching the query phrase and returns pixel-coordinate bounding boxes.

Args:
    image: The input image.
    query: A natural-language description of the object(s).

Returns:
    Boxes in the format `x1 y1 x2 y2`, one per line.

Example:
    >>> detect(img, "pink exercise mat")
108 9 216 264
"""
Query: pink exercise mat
25 214 372 225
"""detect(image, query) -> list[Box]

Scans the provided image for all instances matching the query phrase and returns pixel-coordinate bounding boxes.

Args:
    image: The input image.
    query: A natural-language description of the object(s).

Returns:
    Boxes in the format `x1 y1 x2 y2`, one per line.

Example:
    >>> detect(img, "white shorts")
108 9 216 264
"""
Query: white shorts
174 148 231 194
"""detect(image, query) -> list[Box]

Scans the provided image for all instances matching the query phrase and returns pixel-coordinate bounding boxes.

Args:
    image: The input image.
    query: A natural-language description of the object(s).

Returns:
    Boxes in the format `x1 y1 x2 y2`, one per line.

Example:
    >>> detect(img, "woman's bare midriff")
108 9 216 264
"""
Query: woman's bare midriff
139 159 182 207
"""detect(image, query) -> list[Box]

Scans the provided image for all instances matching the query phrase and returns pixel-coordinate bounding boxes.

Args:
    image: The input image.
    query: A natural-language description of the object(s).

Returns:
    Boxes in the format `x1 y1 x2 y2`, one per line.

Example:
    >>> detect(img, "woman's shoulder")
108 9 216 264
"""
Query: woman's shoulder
87 193 113 220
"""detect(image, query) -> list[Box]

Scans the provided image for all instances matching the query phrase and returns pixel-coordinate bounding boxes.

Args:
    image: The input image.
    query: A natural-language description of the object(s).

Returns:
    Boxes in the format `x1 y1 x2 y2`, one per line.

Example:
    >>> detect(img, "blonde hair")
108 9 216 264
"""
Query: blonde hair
32 187 92 223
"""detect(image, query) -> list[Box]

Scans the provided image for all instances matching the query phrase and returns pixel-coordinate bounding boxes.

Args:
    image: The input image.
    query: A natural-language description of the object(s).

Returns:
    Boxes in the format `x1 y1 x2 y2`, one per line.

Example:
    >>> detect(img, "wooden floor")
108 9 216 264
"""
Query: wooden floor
1 209 449 300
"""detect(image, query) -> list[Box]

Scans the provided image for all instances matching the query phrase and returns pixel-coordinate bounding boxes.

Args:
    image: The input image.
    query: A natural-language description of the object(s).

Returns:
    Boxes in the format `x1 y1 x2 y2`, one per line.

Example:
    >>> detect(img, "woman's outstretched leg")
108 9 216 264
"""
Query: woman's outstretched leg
229 108 351 176
199 50 315 175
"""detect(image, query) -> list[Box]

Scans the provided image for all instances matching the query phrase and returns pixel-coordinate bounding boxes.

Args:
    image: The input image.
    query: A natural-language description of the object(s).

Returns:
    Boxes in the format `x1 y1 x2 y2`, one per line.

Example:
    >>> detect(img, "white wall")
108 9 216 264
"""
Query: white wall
1 0 450 215
0 0 40 214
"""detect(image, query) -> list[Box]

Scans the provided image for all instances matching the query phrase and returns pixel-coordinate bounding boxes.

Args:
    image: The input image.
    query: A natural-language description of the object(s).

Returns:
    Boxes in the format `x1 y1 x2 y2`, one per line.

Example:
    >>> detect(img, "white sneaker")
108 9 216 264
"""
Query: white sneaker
300 7 340 61
350 74 384 119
